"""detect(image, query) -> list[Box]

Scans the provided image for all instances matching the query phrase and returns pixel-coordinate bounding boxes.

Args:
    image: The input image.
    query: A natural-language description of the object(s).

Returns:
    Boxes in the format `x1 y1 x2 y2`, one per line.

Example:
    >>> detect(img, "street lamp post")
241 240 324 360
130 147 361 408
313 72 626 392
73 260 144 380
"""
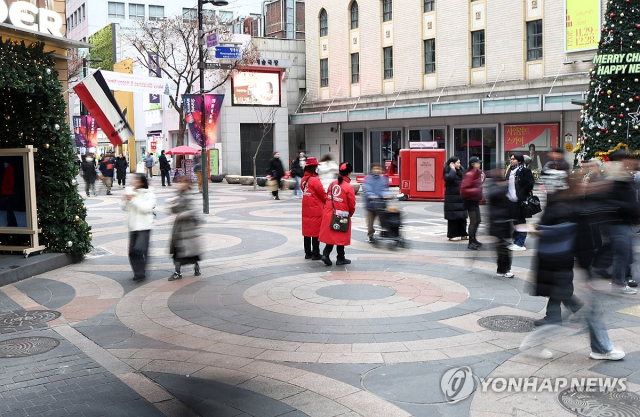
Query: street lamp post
80 57 103 116
198 0 228 214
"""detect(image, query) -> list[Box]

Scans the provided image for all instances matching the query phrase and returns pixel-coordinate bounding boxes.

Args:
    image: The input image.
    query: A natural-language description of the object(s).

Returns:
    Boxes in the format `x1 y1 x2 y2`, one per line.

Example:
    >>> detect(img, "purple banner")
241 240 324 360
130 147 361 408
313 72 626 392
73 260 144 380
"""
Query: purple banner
150 94 160 104
73 116 87 147
182 94 224 148
148 52 161 77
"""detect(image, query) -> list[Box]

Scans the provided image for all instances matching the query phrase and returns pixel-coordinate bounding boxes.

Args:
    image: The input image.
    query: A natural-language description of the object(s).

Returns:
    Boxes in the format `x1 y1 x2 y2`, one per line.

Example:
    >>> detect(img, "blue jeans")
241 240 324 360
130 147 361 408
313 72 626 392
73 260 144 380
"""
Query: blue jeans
510 201 527 247
587 292 613 354
294 176 302 196
603 223 633 287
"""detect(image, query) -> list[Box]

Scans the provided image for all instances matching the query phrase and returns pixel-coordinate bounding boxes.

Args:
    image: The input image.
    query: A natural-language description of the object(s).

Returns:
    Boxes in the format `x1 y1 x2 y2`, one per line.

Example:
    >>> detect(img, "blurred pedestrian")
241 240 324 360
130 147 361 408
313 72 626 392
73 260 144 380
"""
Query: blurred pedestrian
505 153 534 251
487 165 513 278
363 162 389 243
167 177 202 281
144 152 155 179
542 147 570 172
193 150 203 192
121 174 156 281
318 154 339 191
301 157 326 260
460 156 485 250
267 151 285 200
81 154 97 197
99 155 114 195
159 150 172 187
291 151 306 198
528 144 541 171
319 163 356 266
115 153 128 188
443 157 468 241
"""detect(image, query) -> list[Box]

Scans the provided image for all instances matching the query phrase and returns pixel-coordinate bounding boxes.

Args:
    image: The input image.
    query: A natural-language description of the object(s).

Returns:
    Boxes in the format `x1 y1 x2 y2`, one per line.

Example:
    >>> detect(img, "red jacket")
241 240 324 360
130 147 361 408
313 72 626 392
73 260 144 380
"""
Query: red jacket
301 173 327 237
460 169 483 201
319 177 356 246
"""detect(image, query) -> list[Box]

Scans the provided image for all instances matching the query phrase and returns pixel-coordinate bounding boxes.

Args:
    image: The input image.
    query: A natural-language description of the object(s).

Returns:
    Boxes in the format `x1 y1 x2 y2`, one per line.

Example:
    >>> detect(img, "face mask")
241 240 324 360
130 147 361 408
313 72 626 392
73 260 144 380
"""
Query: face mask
86 158 93 162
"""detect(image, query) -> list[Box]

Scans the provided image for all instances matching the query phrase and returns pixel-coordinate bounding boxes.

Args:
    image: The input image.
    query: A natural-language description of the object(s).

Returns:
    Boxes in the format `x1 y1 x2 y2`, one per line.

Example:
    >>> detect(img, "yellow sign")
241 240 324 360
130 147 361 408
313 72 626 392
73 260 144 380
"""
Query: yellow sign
565 0 600 52
565 143 574 152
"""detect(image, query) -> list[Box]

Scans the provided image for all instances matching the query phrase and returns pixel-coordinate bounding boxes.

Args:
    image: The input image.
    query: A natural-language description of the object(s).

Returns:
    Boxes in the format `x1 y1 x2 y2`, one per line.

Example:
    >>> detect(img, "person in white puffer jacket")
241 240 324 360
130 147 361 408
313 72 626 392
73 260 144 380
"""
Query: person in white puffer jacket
121 173 157 281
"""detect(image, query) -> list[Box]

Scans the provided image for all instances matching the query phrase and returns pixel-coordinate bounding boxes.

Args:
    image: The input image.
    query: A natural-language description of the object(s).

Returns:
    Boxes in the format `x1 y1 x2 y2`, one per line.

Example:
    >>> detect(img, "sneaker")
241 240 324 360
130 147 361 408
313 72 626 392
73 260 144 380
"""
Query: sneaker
508 244 526 251
367 236 375 243
496 272 514 278
274 196 280 200
168 272 182 281
590 349 625 361
194 264 201 276
461 236 469 240
613 285 637 295
467 243 478 251
627 279 638 288
448 237 462 241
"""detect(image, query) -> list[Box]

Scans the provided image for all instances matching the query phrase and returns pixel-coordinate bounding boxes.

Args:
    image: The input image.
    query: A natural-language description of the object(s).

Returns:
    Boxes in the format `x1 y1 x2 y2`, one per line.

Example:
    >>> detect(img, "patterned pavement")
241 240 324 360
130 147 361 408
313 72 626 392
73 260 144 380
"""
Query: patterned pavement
1 179 640 416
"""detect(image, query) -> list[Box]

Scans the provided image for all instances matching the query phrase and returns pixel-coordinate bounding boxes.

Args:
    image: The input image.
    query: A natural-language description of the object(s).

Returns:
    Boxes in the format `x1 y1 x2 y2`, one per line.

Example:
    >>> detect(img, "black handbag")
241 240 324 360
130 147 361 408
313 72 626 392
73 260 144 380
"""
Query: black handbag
521 194 542 218
329 185 350 232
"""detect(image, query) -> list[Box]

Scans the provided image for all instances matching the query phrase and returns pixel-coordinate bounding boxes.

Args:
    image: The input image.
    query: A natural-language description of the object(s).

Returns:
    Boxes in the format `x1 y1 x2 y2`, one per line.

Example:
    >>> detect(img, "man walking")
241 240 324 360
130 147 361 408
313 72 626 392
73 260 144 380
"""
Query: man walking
144 153 155 179
290 152 307 198
363 163 389 243
505 153 534 251
159 150 172 186
99 154 115 195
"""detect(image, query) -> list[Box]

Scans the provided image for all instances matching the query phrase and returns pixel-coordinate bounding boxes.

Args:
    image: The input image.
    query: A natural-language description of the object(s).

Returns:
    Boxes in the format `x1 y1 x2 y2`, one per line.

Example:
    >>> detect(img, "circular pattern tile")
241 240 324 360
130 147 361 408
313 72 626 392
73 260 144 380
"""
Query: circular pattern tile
477 315 535 333
0 337 60 357
316 284 396 301
558 387 640 417
0 310 61 329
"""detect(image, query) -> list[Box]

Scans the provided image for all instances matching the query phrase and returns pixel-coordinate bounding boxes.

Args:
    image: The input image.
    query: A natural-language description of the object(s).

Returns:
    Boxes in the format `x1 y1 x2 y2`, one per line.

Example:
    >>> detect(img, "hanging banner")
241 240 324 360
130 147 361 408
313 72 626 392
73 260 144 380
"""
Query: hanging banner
504 124 559 152
86 116 98 148
565 0 601 52
72 116 87 148
148 51 161 77
88 69 170 95
182 94 225 148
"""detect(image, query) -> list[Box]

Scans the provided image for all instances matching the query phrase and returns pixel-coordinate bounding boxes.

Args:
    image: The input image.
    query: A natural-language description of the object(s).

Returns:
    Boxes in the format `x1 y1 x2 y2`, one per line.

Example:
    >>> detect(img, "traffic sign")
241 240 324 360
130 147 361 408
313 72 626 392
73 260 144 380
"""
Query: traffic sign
206 33 218 48
215 46 242 60
202 62 232 70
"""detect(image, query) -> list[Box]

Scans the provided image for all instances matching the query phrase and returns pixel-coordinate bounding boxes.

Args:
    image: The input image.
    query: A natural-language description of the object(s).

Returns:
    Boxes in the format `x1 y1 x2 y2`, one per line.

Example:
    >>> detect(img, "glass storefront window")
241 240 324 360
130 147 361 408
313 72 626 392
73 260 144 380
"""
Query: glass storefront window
343 131 364 174
408 128 446 149
453 127 497 169
370 130 401 173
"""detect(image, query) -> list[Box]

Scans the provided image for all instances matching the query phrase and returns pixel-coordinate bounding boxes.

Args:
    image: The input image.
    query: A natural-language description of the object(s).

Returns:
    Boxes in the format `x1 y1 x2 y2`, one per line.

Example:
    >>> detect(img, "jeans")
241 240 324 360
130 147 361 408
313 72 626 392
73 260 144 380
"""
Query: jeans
496 238 512 273
323 244 346 259
510 201 527 246
544 296 582 323
161 169 171 186
129 230 150 279
603 223 633 287
587 292 613 354
304 236 320 257
294 176 302 196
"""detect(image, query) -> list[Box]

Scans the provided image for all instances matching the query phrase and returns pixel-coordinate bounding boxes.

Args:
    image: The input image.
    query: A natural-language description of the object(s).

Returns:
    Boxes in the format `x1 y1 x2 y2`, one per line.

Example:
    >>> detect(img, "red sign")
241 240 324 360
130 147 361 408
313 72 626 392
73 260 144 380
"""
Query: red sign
504 124 559 151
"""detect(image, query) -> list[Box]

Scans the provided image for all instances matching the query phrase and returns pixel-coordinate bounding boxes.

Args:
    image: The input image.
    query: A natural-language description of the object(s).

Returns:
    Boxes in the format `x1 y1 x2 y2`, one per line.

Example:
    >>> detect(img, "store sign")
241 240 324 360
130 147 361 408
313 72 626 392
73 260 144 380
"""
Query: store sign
504 124 559 151
0 0 64 37
565 0 600 52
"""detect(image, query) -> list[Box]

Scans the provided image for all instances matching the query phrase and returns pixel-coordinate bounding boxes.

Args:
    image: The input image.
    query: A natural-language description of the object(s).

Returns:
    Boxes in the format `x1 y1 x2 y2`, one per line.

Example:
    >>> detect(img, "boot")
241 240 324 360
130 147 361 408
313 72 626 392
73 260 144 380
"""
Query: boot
321 255 332 266
467 242 478 250
472 238 483 247
194 262 201 276
336 258 351 265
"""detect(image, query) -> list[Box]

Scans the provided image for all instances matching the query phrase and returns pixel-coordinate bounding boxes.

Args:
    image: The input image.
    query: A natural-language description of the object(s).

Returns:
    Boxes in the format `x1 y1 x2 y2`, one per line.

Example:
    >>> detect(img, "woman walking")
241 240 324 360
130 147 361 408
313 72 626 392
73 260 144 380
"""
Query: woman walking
267 151 285 200
168 177 203 281
115 154 128 188
301 157 326 260
121 174 156 281
443 157 468 241
460 156 485 250
317 154 339 191
319 163 356 266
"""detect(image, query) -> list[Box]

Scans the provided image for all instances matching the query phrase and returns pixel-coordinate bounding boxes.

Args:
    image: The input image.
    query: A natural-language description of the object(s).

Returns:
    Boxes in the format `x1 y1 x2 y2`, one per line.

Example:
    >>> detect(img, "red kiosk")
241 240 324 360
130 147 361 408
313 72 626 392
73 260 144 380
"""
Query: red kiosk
398 149 446 201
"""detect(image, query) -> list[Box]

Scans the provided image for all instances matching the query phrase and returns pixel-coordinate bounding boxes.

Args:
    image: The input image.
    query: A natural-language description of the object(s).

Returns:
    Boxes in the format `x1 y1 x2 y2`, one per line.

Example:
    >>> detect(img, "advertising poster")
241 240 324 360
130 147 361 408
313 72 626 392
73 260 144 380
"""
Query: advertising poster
232 72 280 106
86 116 98 148
0 156 27 228
565 0 600 52
504 124 559 151
182 94 225 148
72 116 87 148
416 157 436 192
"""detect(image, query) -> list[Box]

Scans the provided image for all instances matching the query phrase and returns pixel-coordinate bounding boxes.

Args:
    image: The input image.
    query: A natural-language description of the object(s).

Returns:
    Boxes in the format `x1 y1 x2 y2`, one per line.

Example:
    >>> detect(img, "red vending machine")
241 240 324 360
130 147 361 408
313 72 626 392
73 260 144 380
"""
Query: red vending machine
399 149 446 201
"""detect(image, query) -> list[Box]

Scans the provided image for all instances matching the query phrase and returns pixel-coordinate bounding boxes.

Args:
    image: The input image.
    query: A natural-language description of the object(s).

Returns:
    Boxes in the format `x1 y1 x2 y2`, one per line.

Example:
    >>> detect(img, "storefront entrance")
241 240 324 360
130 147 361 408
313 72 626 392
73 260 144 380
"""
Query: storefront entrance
453 127 497 169
370 130 401 173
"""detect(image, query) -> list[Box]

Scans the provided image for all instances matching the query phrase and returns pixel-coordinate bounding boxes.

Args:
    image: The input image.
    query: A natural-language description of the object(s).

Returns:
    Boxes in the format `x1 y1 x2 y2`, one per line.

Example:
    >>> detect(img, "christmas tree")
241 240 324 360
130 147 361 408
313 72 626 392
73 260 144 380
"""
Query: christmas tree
577 0 640 164
0 39 92 255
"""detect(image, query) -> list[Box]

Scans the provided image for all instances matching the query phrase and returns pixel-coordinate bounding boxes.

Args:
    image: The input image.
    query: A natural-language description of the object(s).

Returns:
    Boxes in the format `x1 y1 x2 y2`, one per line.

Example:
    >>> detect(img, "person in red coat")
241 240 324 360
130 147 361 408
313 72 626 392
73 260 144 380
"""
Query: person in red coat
301 157 327 260
460 156 485 250
319 163 356 266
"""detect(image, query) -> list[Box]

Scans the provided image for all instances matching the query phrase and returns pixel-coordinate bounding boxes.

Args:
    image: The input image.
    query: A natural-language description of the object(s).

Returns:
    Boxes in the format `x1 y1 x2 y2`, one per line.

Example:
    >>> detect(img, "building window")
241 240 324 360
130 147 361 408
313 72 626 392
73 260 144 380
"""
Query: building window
129 3 145 20
471 30 485 68
81 4 85 20
424 39 435 74
107 2 124 18
182 8 196 22
351 2 358 30
351 53 360 84
424 0 434 12
320 58 329 87
149 5 165 21
382 0 392 22
319 9 328 37
527 20 543 61
383 47 393 79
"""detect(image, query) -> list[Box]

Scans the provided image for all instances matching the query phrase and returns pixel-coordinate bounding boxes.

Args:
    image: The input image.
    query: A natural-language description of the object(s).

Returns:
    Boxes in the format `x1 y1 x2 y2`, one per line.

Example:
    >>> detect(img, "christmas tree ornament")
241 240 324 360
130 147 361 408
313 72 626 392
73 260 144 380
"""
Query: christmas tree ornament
44 144 49 149
71 179 77 186
54 124 60 130
46 68 51 75
66 241 73 248
74 215 80 222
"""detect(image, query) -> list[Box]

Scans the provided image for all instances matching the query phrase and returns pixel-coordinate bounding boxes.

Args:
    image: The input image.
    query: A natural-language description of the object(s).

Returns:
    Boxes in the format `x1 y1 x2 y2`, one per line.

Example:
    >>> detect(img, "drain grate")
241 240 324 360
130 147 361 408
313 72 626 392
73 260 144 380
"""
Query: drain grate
0 310 61 329
86 246 113 259
558 387 640 417
477 315 536 333
0 337 60 358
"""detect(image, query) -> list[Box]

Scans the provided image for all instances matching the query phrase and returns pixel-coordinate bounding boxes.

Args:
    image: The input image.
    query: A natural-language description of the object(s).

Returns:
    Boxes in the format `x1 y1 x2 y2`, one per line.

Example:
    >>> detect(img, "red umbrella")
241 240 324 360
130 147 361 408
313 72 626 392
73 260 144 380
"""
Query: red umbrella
165 145 198 155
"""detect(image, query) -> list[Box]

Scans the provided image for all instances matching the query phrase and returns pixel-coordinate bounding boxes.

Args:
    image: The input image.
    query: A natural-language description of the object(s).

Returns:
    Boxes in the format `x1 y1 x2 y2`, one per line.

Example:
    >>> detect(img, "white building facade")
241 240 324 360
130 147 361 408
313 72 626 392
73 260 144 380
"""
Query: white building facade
296 0 602 174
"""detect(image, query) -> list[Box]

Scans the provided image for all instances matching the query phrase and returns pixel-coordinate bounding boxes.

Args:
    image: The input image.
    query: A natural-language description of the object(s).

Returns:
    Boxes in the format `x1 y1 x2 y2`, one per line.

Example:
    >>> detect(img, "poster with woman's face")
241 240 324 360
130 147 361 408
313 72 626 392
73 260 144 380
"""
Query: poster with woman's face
0 156 27 228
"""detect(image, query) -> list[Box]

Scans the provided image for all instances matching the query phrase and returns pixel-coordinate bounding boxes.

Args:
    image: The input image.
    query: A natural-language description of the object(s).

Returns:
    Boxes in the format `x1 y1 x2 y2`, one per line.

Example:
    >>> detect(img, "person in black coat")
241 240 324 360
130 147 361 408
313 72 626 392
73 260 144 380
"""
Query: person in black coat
267 151 285 200
505 153 534 250
115 154 128 188
443 157 468 240
487 166 513 278
80 154 97 197
159 150 171 187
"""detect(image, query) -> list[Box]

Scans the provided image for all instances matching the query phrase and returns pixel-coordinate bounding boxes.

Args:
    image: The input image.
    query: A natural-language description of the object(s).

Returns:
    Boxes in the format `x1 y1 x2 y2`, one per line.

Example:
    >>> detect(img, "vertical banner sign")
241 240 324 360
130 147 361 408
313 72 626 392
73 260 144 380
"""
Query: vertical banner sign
72 116 87 148
565 0 601 52
86 116 98 148
148 52 161 109
183 94 225 148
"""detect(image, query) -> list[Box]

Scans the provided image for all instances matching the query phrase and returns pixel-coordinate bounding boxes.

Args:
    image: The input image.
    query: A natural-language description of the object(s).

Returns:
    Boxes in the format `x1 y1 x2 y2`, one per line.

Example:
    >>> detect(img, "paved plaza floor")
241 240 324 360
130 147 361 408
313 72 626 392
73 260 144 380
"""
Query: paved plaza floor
1 180 640 416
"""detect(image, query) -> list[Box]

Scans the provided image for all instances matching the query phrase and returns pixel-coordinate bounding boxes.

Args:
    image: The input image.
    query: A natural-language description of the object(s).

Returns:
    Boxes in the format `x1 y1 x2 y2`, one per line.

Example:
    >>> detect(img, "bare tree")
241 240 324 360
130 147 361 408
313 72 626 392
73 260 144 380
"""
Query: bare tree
124 16 259 146
253 106 279 191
